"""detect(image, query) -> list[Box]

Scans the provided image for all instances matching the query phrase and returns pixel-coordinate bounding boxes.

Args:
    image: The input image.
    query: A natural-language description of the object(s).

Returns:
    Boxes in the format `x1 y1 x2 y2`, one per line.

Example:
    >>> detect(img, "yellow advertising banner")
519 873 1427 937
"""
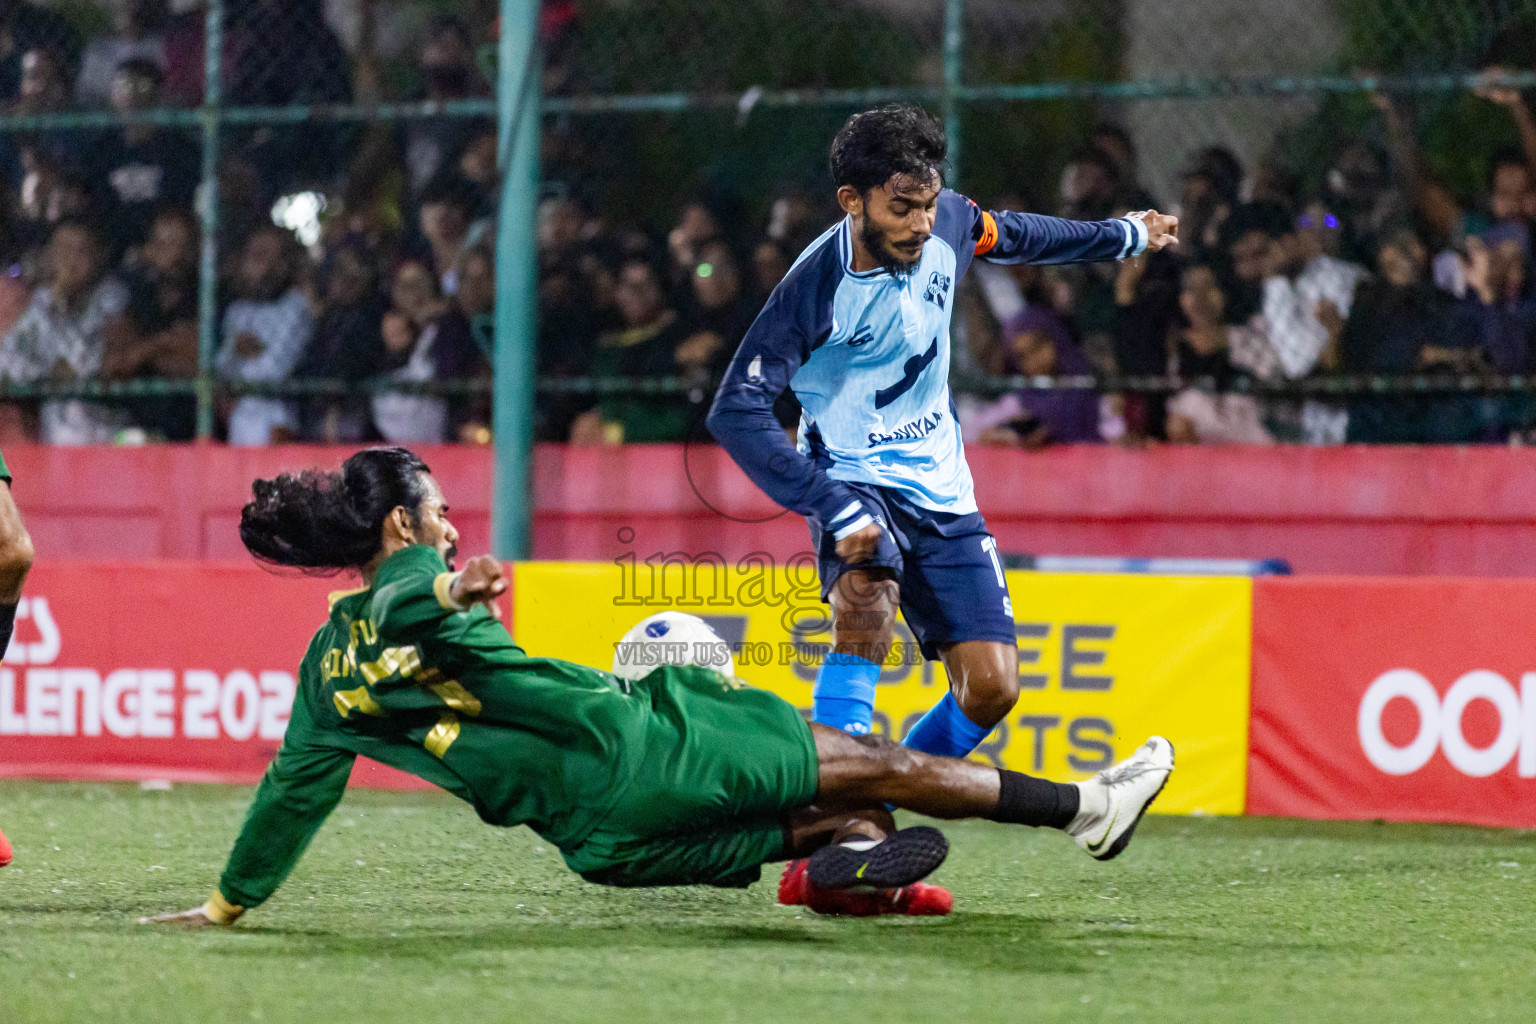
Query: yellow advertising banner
512 562 1251 815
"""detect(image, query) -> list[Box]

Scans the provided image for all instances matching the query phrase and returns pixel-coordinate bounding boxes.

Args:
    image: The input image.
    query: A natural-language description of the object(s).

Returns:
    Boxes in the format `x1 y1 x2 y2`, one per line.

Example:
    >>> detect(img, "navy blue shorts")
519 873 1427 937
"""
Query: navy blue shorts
809 483 1017 661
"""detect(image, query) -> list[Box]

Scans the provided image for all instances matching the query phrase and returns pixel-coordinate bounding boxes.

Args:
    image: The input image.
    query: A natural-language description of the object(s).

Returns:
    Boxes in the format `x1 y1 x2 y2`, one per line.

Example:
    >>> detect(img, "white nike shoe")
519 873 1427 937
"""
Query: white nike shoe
1067 736 1175 861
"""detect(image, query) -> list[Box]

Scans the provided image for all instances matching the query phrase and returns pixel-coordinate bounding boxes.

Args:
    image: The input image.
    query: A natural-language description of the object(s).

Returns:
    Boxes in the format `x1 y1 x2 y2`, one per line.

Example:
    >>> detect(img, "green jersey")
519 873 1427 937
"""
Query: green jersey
217 544 654 908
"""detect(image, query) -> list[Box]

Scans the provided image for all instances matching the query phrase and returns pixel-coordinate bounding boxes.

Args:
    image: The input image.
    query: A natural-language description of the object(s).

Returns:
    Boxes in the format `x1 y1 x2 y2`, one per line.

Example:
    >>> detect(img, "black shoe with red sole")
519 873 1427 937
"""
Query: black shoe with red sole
806 825 948 892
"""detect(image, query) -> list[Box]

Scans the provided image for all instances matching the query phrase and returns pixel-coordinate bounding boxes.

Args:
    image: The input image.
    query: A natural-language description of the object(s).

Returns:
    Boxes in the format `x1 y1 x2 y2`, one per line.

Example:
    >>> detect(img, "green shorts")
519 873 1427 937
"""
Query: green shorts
562 666 819 888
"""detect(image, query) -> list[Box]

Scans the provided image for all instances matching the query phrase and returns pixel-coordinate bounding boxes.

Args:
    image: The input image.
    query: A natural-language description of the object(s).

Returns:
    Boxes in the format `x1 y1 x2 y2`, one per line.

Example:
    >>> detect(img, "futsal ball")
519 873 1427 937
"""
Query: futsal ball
612 611 736 682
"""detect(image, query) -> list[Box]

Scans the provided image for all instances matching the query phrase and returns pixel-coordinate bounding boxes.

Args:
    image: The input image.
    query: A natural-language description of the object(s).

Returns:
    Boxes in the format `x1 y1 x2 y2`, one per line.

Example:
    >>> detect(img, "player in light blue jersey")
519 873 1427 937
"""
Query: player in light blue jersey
707 106 1178 876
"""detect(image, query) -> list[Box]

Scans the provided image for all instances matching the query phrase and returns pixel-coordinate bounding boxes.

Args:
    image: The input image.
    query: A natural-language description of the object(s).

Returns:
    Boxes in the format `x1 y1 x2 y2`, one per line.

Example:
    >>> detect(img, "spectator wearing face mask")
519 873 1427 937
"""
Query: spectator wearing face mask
0 219 130 443
216 226 314 445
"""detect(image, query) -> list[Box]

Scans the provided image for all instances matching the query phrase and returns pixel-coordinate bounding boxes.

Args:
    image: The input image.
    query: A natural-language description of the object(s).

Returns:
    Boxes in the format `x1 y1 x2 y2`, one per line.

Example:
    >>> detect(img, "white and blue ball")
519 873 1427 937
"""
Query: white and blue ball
612 612 736 682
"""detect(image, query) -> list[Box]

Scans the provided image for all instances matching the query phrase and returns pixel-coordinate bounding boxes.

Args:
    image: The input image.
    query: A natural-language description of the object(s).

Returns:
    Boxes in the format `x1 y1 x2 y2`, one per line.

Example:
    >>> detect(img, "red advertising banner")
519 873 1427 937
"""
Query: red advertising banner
0 563 429 789
1249 577 1536 827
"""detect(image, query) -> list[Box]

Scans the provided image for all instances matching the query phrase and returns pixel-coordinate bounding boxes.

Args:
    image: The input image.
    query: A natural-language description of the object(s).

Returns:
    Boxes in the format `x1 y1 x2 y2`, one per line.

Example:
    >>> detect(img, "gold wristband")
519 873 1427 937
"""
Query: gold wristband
433 571 468 611
203 890 245 925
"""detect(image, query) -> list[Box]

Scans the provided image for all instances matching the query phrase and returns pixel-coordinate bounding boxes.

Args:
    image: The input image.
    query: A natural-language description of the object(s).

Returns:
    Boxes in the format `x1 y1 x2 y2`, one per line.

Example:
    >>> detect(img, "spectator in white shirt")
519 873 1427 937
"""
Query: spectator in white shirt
0 219 130 443
1261 199 1370 379
216 226 314 445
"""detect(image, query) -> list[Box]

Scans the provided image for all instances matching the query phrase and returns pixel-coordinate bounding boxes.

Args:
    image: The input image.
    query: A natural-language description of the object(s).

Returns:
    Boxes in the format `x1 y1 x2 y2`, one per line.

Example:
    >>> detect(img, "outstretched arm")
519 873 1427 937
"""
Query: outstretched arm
142 699 355 928
946 191 1177 267
1475 67 1536 177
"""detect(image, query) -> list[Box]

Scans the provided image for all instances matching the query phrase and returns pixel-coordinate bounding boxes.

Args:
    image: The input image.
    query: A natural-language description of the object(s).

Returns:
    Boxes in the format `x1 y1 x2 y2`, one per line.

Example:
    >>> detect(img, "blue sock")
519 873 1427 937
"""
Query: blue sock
812 653 880 735
902 692 990 758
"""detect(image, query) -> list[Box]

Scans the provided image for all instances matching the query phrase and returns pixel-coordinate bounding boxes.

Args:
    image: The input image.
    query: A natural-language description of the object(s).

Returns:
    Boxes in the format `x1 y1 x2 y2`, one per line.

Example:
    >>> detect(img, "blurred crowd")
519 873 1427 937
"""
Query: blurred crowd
537 87 1536 449
0 0 498 444
0 0 1533 447
954 98 1536 449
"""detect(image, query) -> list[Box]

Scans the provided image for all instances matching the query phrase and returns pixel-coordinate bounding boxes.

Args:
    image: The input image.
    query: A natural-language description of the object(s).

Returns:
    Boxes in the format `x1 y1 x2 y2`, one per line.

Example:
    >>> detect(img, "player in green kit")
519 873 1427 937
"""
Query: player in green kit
0 448 37 868
144 448 1173 924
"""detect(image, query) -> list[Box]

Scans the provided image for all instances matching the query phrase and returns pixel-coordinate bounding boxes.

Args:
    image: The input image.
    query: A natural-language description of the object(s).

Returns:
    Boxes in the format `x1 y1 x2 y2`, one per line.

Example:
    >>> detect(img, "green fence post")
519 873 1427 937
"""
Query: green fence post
492 0 540 559
194 0 223 440
943 0 964 187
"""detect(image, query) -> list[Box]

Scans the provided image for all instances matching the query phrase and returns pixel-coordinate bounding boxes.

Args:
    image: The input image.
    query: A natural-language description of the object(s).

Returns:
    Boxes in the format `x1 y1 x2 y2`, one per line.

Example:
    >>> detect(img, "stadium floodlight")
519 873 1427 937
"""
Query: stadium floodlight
270 191 328 248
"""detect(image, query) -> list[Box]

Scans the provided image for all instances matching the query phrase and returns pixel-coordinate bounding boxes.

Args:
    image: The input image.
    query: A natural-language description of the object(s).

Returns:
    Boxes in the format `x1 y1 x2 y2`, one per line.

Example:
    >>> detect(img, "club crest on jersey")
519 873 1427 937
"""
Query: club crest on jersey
923 271 952 309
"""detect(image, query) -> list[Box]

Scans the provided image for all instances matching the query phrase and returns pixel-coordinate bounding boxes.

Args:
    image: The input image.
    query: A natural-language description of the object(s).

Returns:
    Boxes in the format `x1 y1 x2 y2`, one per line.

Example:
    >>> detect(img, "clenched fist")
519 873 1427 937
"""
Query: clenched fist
1128 210 1179 254
448 554 509 610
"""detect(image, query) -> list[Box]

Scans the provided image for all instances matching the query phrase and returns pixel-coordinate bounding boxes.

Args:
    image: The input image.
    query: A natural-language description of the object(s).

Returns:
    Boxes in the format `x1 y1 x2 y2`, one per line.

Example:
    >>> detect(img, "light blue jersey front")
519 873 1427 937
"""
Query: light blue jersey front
792 216 974 513
709 190 1145 536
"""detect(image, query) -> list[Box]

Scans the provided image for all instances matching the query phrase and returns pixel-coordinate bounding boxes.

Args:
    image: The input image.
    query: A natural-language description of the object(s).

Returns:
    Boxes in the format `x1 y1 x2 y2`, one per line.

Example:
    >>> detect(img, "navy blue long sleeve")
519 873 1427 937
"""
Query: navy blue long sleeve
940 194 1144 279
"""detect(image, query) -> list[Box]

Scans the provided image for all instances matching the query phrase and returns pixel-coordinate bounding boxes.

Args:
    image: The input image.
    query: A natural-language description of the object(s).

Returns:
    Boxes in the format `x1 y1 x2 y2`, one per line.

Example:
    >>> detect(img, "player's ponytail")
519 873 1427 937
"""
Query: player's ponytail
239 447 433 574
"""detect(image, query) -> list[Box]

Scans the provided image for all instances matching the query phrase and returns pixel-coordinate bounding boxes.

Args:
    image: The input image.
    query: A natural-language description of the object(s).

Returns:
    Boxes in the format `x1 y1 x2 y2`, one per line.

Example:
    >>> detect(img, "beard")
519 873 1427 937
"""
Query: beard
860 216 922 278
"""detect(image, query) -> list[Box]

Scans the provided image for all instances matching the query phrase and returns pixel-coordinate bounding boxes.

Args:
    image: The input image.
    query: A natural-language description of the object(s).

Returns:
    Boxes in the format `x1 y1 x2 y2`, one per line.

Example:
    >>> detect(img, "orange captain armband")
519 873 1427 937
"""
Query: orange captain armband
974 210 998 256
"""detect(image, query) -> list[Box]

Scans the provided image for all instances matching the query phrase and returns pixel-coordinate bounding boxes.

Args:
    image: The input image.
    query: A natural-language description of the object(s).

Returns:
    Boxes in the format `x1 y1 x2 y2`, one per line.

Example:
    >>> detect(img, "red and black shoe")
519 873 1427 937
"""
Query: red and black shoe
777 857 953 918
806 825 948 892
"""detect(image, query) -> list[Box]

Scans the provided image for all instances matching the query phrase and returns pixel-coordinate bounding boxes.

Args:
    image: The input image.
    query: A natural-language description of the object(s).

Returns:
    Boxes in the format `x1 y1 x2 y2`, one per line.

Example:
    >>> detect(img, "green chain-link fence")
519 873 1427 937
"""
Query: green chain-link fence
0 0 1533 447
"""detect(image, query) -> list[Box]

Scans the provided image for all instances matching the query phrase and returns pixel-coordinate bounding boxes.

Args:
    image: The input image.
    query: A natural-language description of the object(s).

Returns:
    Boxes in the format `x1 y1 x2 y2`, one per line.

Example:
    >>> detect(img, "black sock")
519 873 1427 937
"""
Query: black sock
0 602 16 657
985 769 1080 829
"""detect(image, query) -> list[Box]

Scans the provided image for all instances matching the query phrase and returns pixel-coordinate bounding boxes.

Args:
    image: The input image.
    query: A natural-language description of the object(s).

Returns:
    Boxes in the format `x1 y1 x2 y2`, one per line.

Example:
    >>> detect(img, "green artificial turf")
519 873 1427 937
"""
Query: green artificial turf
1 780 1534 1023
